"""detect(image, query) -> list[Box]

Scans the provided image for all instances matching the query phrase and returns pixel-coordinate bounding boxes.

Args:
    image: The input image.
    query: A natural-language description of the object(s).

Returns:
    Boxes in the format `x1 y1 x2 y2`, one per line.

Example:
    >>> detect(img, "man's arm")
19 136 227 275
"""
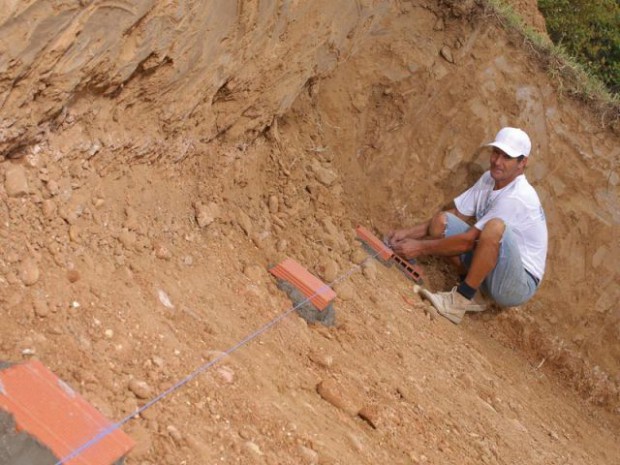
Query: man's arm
391 226 480 259
386 221 430 243
387 207 473 243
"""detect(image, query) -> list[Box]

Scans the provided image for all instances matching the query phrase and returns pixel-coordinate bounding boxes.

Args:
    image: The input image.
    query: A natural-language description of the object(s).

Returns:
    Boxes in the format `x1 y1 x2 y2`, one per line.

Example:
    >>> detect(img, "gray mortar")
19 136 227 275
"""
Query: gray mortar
358 240 393 267
277 280 336 326
0 409 58 465
0 362 14 371
0 362 127 465
0 409 127 465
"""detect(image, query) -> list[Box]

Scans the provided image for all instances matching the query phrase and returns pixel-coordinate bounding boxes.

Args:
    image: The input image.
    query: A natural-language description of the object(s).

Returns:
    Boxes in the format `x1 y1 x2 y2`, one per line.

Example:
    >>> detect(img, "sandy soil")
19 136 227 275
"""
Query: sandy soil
0 1 618 464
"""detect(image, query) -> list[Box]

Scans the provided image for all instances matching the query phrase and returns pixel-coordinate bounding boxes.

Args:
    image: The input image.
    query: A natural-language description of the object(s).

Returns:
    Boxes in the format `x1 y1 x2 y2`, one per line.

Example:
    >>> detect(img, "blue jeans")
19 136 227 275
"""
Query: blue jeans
444 213 538 307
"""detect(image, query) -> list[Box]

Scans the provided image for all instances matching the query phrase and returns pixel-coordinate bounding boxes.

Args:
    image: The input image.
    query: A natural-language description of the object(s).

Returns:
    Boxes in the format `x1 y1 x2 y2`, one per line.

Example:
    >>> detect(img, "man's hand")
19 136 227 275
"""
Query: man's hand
385 229 411 247
390 238 425 260
386 222 431 247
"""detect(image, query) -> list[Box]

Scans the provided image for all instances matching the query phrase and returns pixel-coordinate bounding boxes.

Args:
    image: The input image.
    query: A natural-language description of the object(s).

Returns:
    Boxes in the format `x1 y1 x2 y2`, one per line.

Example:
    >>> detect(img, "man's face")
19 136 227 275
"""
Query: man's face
489 147 527 187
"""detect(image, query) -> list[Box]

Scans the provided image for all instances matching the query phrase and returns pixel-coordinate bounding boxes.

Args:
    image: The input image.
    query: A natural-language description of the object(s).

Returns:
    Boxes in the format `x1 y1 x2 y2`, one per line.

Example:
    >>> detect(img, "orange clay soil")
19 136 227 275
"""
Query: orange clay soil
0 1 618 464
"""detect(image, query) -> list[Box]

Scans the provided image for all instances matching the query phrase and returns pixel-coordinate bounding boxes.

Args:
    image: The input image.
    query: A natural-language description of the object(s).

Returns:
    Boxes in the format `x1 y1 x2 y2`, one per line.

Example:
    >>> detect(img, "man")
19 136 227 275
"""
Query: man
387 127 547 324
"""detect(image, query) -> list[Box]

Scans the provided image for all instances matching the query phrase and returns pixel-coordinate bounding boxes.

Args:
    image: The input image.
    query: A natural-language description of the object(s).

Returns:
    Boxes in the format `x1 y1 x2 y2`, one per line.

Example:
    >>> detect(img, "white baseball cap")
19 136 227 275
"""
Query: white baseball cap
486 127 531 158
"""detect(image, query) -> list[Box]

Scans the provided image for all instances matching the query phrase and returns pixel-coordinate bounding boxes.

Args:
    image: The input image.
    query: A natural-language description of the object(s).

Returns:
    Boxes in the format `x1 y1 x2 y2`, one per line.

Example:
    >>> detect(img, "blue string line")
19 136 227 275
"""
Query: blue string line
54 250 379 464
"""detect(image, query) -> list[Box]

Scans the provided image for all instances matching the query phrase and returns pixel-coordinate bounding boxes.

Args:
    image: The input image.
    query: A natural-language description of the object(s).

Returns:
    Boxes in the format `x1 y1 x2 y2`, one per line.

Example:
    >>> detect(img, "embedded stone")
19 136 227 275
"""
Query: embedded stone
19 258 40 286
128 379 152 399
5 165 29 197
316 379 360 416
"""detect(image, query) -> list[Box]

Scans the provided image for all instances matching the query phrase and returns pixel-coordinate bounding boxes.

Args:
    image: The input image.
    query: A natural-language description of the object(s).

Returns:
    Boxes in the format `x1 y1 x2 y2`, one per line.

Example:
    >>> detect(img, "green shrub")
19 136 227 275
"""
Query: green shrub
538 0 620 93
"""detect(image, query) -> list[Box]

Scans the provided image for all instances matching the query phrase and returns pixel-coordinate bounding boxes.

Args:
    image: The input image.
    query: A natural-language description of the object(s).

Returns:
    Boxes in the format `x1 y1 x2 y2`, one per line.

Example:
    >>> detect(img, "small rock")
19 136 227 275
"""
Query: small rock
333 282 354 301
243 264 264 282
118 229 137 248
361 261 377 280
68 225 80 243
5 271 19 285
6 291 23 308
298 445 319 465
46 180 60 196
510 418 528 433
41 199 56 219
268 195 279 213
317 257 339 283
185 434 210 458
19 258 40 286
396 385 415 402
350 248 368 265
276 239 288 252
316 379 360 416
251 231 270 249
124 207 140 231
238 427 253 440
194 202 220 228
308 350 334 368
87 141 101 158
216 366 235 384
236 209 253 236
319 218 342 247
243 441 263 456
346 432 365 453
128 379 152 399
33 299 50 318
271 214 286 229
311 160 337 186
158 289 174 309
5 165 29 197
457 372 474 389
153 242 172 260
104 329 114 339
22 348 36 356
67 269 80 283
440 46 455 64
166 425 183 443
358 405 381 429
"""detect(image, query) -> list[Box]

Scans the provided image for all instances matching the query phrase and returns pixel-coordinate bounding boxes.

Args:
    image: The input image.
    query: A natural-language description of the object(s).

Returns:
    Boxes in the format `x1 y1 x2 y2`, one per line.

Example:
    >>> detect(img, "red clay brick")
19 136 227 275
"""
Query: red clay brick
392 254 424 284
0 360 134 465
357 226 424 284
355 226 393 261
270 258 336 310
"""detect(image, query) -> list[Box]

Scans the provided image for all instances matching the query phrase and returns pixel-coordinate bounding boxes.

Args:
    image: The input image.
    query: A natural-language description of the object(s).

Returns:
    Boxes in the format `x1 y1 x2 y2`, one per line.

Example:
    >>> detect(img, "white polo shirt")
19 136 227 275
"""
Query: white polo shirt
454 171 548 281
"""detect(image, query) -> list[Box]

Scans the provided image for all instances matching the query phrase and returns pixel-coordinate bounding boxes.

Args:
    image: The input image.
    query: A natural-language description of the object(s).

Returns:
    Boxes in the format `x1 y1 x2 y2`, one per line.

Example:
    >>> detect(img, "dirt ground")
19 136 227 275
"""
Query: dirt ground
0 1 618 464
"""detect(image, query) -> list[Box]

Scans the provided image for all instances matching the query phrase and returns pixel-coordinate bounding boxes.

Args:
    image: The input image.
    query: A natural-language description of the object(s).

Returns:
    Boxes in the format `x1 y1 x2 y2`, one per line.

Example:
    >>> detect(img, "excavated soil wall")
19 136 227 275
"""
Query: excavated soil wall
0 1 618 464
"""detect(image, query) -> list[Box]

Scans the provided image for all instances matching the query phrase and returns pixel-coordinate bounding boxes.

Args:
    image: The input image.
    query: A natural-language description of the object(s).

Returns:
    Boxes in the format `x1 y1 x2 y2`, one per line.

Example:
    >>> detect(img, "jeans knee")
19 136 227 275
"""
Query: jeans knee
428 212 448 238
480 218 505 244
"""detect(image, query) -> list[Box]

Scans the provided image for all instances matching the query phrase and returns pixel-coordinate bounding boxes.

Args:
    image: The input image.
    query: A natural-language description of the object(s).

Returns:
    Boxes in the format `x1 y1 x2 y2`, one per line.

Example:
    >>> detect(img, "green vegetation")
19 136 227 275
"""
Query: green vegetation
538 0 619 94
481 0 619 129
